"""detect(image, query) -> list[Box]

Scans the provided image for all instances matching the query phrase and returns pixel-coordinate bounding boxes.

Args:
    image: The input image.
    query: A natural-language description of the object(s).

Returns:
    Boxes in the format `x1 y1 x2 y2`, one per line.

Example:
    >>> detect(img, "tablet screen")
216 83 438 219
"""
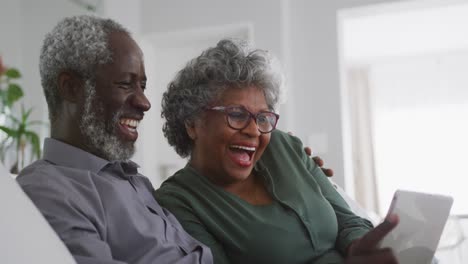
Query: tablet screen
380 190 453 264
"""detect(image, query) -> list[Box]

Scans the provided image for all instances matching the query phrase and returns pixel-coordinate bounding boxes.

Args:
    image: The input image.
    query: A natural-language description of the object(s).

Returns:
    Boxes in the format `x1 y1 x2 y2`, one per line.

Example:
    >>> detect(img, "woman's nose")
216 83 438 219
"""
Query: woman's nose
241 117 261 137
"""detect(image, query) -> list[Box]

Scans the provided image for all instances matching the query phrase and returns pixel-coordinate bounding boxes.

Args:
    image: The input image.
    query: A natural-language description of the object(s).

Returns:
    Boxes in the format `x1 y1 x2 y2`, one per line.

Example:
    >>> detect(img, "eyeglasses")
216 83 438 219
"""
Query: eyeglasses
208 106 279 133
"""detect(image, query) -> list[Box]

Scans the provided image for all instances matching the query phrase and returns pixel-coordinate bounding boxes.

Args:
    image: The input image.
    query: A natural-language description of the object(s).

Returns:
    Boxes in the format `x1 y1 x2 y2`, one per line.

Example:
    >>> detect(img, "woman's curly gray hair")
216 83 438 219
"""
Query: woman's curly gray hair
39 15 128 122
161 39 283 158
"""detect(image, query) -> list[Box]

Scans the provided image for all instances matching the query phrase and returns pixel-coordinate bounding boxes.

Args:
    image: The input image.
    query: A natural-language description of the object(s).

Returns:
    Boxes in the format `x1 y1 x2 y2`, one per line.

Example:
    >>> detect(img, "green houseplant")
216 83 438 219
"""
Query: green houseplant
0 56 43 174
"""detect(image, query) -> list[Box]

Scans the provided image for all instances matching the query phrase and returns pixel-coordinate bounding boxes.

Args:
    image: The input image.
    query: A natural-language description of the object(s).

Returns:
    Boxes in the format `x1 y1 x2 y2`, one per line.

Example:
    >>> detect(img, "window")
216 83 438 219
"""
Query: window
370 53 468 215
339 0 468 216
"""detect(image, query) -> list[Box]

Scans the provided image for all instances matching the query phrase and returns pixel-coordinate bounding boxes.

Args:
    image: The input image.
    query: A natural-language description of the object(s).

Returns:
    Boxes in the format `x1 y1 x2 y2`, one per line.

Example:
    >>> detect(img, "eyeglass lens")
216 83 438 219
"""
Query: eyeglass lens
227 108 277 132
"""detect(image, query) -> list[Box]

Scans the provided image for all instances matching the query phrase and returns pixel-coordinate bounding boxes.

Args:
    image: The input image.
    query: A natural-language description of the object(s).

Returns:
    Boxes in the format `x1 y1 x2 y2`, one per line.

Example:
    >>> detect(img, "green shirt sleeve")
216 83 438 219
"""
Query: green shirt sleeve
290 133 373 255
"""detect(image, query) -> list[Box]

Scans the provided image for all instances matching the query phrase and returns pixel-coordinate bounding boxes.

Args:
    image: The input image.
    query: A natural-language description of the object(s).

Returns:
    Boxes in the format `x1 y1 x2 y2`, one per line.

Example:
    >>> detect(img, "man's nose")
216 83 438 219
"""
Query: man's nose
131 88 151 112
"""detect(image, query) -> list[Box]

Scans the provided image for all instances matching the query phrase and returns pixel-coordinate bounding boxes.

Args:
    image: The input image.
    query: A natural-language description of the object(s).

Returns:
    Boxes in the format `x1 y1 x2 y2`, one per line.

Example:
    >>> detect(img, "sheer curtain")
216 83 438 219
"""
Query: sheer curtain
346 66 379 214
347 52 468 216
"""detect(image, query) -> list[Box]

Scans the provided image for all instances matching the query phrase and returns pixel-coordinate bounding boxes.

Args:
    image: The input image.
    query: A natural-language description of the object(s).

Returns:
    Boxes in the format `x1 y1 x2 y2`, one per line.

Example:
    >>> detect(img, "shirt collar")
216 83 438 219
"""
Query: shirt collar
42 138 140 175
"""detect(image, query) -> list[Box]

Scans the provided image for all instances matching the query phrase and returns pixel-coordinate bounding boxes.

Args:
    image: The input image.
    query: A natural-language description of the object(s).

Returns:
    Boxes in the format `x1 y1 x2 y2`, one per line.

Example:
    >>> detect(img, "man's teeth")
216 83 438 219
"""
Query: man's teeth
120 118 139 129
230 145 256 152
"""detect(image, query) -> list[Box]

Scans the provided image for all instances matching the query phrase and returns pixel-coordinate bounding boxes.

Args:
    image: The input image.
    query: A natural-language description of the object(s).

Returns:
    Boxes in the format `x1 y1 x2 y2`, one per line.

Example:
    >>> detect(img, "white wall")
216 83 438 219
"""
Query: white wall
100 0 142 33
0 0 21 68
141 0 284 59
0 0 90 137
287 0 403 188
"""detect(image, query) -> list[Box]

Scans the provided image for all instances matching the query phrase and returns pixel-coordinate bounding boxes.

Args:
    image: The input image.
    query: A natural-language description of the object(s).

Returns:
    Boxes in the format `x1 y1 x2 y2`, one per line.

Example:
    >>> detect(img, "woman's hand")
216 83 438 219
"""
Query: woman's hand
345 214 400 264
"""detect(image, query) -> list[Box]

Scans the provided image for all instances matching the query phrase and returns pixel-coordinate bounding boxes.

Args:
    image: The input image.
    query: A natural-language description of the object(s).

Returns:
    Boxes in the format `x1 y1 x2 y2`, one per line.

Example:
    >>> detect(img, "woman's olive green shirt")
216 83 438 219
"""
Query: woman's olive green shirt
154 130 373 264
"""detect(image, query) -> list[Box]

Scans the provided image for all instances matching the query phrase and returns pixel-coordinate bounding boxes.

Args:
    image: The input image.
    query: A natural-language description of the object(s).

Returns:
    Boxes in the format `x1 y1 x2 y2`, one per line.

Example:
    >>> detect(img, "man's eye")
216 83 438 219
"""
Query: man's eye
117 81 131 88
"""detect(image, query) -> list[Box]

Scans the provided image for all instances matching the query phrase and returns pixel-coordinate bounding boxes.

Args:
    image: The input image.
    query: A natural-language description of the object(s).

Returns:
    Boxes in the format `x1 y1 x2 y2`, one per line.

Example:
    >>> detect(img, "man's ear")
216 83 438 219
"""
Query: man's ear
57 71 83 103
185 121 197 140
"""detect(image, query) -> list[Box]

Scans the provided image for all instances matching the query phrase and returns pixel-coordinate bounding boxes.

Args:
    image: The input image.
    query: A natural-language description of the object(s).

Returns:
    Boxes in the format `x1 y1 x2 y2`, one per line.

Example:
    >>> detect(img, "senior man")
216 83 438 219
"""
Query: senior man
17 15 212 264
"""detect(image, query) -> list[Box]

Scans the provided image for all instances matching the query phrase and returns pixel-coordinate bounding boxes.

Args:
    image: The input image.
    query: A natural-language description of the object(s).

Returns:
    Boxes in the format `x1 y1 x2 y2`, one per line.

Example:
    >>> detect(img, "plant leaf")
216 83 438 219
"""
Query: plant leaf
6 83 24 106
0 90 6 111
25 130 41 158
21 107 33 123
5 68 21 79
0 125 19 138
0 145 5 162
5 112 20 125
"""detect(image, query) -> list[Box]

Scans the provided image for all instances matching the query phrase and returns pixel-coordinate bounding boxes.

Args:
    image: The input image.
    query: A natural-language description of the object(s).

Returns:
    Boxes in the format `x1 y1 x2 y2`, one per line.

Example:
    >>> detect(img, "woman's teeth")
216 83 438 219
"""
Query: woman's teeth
230 145 256 152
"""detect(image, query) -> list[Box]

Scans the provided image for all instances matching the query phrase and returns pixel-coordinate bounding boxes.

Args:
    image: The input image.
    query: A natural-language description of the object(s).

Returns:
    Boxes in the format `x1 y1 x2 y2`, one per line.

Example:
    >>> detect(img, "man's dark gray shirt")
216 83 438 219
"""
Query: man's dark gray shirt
17 138 213 264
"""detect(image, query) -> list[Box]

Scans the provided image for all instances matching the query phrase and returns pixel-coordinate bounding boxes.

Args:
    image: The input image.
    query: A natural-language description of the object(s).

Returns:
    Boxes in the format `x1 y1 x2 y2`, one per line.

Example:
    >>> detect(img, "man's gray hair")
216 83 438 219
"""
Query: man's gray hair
39 15 129 122
161 38 283 158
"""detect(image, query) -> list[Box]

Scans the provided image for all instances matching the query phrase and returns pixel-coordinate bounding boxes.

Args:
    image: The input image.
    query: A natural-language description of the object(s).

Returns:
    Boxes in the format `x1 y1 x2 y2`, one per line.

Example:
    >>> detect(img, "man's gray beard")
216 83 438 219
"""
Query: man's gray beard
79 80 135 161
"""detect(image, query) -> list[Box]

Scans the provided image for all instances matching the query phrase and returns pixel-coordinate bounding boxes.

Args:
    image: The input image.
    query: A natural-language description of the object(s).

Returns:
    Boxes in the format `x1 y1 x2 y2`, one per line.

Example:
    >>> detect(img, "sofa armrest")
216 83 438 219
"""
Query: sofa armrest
0 165 76 264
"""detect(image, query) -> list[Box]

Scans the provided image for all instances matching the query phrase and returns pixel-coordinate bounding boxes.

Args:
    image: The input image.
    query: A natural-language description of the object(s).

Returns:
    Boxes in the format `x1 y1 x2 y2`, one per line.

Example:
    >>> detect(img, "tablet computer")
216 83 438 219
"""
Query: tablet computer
380 190 453 264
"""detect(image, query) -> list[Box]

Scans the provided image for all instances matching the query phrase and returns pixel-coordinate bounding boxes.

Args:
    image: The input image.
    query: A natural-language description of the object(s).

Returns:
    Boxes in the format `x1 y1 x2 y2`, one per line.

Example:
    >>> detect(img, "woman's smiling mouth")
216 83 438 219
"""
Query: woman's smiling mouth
228 144 256 167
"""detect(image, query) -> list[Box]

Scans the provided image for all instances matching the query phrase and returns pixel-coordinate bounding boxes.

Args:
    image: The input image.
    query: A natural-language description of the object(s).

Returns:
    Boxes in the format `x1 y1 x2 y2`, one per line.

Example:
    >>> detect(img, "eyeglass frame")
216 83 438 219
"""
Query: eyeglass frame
207 105 280 134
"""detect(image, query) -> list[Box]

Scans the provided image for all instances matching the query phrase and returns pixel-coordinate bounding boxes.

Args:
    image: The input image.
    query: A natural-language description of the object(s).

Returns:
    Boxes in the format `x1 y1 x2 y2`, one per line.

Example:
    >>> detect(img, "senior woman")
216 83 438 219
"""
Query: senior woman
155 39 398 264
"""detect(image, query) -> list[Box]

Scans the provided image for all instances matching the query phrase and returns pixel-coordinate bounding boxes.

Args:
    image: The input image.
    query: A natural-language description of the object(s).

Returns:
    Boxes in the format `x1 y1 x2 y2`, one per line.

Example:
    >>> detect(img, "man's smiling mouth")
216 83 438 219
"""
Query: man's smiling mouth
120 118 140 132
118 117 142 142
